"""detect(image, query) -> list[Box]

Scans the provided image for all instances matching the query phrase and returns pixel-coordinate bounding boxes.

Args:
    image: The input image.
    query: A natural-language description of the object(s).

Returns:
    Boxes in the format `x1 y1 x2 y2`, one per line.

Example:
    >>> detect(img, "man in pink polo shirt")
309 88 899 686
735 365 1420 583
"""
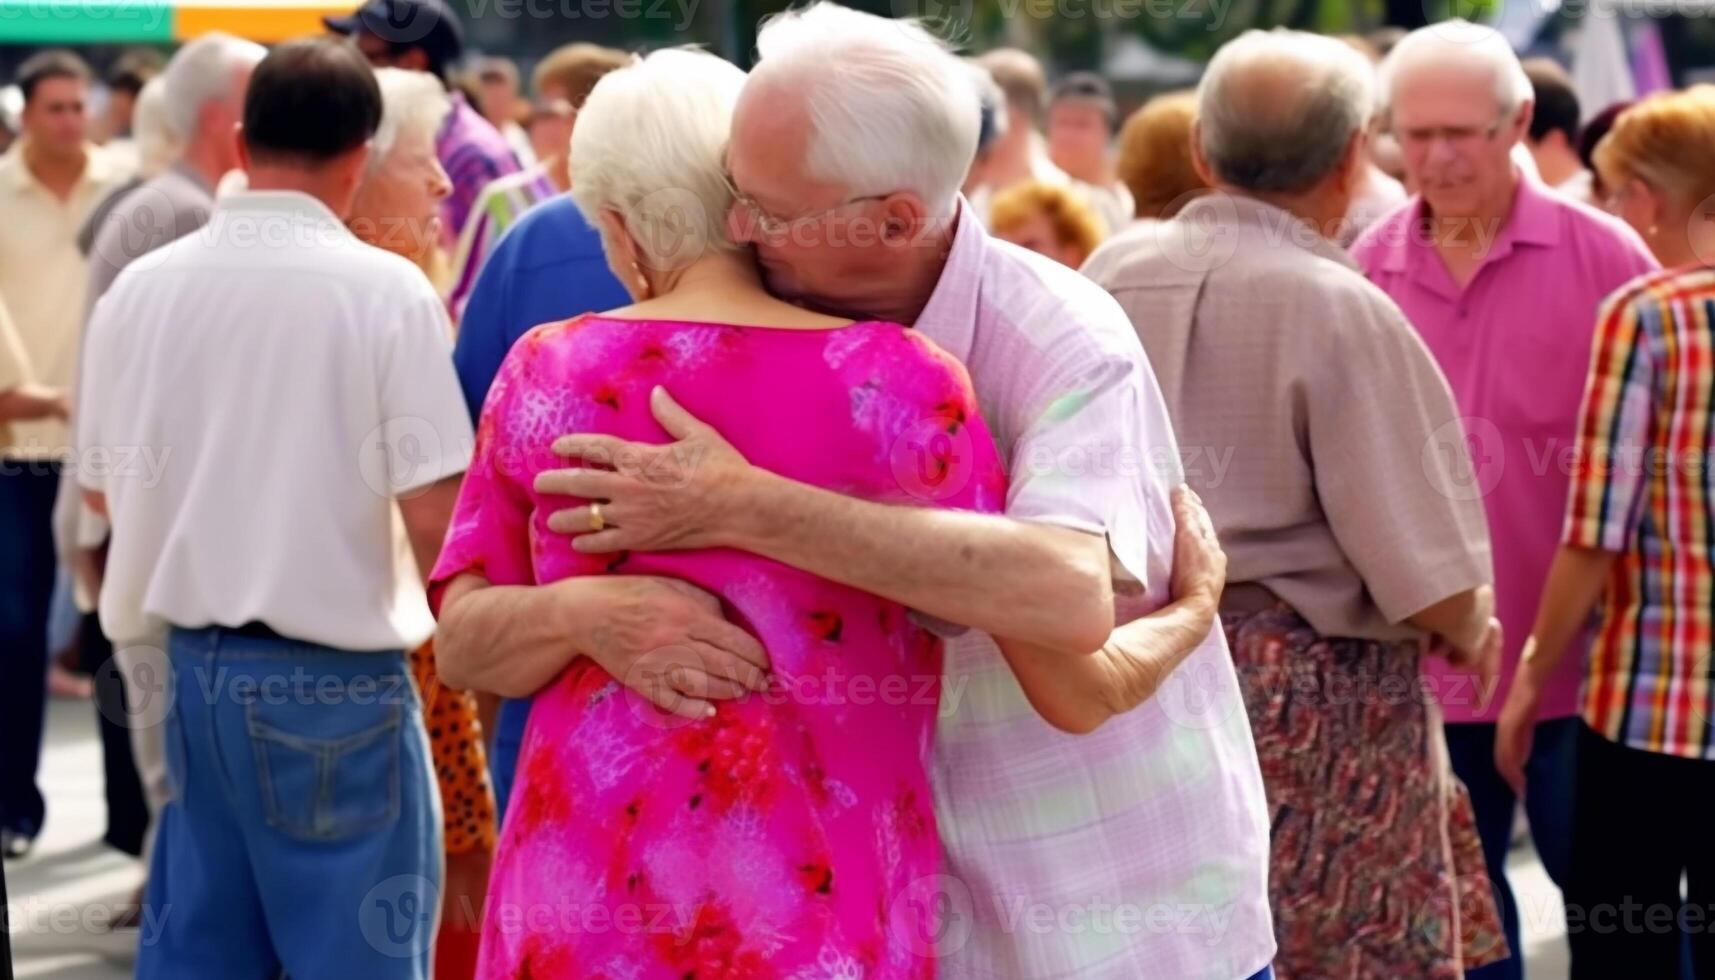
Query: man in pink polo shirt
1352 22 1656 980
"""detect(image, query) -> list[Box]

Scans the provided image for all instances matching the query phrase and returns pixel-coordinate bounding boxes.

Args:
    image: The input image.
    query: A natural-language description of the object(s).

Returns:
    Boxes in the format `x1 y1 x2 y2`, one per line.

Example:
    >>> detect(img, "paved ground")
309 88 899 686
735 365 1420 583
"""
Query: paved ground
5 696 1574 979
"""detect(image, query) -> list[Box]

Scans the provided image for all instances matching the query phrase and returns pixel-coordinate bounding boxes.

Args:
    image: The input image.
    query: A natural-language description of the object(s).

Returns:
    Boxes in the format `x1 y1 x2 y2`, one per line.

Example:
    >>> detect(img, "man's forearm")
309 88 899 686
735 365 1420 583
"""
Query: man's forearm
728 471 1114 654
436 576 594 697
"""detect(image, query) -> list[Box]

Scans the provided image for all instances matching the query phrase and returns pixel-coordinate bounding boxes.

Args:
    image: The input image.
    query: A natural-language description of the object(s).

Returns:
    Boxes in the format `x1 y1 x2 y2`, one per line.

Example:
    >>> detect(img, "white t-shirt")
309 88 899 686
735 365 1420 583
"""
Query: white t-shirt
77 190 473 650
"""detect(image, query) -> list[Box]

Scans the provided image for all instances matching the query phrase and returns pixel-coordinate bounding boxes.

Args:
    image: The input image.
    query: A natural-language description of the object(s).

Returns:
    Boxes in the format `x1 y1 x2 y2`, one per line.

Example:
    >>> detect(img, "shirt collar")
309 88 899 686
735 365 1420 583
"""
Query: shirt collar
167 159 216 195
440 91 477 142
1180 192 1360 271
0 141 113 194
214 189 353 237
1498 173 1563 248
911 198 987 364
1382 169 1561 274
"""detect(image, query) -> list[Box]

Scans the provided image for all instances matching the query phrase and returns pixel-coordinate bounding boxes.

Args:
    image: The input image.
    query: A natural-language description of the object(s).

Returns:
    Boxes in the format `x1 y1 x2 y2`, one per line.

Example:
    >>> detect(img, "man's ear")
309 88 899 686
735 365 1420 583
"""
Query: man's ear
1509 98 1535 147
1188 121 1217 187
1338 128 1369 194
880 193 930 246
234 123 251 173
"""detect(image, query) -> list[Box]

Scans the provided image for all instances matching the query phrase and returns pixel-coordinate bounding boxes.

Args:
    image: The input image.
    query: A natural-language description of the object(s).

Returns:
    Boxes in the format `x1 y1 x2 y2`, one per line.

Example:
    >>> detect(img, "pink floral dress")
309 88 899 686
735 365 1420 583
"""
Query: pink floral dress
430 315 1008 980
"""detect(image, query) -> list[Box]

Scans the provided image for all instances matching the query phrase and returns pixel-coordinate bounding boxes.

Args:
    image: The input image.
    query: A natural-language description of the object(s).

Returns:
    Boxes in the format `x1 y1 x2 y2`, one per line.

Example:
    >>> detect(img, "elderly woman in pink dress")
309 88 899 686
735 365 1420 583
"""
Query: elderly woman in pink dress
427 48 1009 978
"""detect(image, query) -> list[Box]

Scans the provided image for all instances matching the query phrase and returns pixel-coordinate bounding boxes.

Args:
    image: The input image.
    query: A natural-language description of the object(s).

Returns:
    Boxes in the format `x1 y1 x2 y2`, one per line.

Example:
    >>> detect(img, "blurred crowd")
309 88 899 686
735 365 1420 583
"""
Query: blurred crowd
1 3 1713 980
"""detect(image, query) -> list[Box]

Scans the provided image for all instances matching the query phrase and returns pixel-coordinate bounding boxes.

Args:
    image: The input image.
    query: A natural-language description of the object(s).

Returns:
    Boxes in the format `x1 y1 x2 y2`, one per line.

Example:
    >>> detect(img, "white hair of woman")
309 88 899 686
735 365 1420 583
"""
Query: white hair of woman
131 75 180 180
369 67 451 175
1377 20 1533 117
1198 28 1377 194
160 32 265 141
750 2 979 218
569 47 744 270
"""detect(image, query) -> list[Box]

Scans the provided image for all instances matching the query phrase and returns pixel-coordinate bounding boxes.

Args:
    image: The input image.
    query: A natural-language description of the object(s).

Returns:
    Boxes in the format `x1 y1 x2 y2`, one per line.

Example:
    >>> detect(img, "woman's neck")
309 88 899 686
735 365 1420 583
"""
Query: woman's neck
623 249 846 330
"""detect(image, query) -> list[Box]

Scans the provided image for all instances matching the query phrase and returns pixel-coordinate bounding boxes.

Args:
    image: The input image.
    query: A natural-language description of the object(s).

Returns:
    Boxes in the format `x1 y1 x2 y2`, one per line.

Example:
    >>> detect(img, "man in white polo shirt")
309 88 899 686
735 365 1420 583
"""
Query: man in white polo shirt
77 38 470 980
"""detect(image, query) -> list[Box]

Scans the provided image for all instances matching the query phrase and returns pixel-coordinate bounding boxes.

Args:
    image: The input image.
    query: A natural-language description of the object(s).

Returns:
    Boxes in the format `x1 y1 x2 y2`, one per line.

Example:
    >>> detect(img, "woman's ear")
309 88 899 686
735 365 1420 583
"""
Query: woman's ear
598 209 632 260
1642 182 1673 234
598 208 651 300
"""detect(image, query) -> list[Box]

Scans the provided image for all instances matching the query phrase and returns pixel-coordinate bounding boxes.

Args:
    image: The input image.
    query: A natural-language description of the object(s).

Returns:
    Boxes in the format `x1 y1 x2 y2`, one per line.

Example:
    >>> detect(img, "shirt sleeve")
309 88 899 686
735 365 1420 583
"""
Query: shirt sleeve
74 297 115 493
1563 284 1657 552
444 151 514 248
427 342 538 611
1004 337 1174 595
0 294 30 395
1307 294 1494 624
374 285 475 496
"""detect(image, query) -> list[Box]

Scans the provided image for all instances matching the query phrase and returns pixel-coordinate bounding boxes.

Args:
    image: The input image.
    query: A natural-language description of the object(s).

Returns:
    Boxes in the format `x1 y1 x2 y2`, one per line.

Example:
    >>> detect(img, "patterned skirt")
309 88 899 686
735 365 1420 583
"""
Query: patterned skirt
1224 604 1508 980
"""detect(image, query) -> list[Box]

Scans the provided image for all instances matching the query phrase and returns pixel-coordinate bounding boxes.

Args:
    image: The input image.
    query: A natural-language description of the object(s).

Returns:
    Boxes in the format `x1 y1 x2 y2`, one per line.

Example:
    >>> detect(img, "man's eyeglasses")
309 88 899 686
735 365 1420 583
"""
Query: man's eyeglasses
720 171 887 237
1395 118 1506 153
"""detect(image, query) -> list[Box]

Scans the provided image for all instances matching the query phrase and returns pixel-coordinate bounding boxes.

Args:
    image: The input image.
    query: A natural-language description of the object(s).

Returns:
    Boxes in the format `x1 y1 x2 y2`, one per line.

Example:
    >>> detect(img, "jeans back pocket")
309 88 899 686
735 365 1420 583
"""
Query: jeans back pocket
245 686 404 842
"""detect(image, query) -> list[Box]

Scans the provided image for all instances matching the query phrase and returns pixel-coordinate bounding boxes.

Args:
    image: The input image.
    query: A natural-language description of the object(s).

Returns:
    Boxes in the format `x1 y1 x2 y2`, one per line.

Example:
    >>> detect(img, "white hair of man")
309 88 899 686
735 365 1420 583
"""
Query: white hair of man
569 47 745 268
1378 20 1533 118
752 3 979 218
160 32 265 141
132 76 180 180
1198 29 1376 194
369 67 451 176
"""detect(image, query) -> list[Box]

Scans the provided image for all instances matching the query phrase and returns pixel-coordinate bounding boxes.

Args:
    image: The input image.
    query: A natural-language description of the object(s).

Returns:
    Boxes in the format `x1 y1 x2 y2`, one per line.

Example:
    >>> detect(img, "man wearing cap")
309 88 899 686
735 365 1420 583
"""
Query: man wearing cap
326 0 520 247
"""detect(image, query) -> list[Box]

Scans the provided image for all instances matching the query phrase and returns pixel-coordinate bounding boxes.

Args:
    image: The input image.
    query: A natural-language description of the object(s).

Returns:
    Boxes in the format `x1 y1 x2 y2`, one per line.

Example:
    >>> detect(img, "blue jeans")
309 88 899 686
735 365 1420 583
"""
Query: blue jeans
138 627 441 979
492 695 531 820
0 463 60 838
1444 716 1580 980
